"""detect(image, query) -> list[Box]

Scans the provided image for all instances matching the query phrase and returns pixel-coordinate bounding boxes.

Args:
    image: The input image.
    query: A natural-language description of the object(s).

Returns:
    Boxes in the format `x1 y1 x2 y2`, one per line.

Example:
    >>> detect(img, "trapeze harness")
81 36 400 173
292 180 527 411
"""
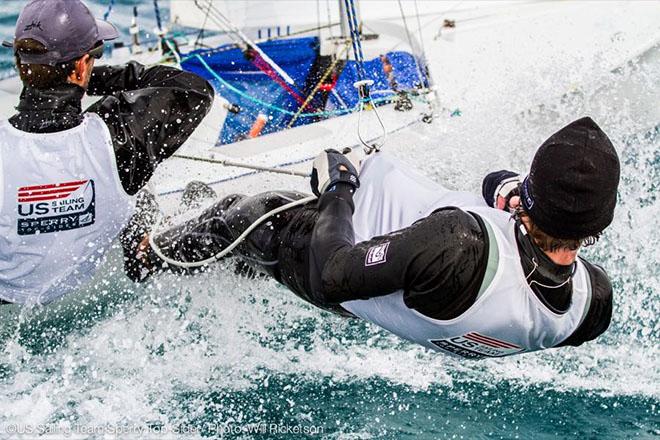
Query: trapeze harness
341 153 592 359
0 114 134 305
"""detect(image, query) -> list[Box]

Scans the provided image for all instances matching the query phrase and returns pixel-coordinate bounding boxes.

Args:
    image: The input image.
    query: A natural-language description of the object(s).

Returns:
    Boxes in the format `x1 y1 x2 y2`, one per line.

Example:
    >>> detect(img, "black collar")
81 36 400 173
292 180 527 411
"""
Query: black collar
514 218 575 313
10 84 85 133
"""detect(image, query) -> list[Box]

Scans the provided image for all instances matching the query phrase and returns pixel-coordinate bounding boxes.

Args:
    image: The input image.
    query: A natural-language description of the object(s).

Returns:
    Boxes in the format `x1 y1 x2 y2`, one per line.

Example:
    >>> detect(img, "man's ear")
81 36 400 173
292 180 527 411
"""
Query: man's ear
67 54 92 86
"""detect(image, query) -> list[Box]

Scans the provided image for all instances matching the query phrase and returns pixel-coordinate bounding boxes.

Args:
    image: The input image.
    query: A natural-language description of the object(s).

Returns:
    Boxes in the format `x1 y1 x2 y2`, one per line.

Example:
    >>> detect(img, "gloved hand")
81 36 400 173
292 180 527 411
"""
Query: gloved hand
481 170 521 212
310 148 362 197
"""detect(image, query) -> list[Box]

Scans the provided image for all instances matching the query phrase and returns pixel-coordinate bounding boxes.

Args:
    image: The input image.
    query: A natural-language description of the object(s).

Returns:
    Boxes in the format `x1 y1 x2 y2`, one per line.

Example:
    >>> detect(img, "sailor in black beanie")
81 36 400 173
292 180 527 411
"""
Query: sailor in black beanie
130 116 618 358
483 117 618 342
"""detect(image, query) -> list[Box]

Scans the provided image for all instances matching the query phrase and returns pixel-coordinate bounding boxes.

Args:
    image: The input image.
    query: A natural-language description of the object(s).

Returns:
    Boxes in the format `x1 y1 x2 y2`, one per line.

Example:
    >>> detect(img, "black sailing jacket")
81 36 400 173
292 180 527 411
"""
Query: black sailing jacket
9 61 215 195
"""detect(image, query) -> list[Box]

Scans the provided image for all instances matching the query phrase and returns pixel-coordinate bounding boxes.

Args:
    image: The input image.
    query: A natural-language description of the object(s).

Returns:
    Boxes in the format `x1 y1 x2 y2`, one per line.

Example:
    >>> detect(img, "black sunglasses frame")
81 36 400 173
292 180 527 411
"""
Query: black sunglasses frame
87 43 104 60
1 39 104 61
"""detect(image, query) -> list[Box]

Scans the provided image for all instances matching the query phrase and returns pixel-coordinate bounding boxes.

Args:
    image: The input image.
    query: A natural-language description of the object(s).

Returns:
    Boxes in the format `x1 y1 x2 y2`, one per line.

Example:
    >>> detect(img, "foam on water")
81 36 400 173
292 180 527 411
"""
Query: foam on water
0 104 657 437
0 1 658 438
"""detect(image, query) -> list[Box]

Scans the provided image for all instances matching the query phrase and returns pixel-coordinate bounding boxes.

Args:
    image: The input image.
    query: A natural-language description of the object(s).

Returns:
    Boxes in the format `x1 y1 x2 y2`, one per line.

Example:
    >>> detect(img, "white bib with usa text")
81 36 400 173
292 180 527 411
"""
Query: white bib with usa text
342 153 590 358
0 114 134 304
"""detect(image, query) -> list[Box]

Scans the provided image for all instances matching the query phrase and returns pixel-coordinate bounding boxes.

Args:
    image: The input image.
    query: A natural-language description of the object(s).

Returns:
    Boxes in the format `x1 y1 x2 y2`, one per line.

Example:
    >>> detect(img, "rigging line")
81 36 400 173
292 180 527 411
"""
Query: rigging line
194 54 393 118
249 52 307 106
343 1 359 60
413 0 428 63
316 0 322 40
356 96 387 153
413 0 439 114
103 0 115 21
157 116 422 198
193 2 246 49
287 42 351 128
161 117 420 198
153 0 163 33
194 0 296 85
396 0 426 88
198 22 340 50
172 154 311 177
149 195 317 269
194 0 213 48
326 0 335 39
164 39 182 67
343 0 366 80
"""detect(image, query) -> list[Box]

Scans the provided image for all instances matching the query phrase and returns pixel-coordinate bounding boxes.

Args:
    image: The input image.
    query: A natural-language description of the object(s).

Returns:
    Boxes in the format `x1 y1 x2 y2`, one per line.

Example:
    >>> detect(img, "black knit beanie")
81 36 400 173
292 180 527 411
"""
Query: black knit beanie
520 117 620 240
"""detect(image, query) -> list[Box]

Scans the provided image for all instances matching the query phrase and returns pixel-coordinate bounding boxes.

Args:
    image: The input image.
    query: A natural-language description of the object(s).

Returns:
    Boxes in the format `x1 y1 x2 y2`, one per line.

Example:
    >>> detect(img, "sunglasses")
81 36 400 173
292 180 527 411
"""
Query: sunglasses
87 43 104 60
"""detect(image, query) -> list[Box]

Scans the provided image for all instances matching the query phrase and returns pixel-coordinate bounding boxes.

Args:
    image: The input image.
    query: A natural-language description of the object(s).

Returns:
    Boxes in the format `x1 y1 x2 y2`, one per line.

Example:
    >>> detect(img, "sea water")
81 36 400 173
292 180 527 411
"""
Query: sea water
0 1 658 438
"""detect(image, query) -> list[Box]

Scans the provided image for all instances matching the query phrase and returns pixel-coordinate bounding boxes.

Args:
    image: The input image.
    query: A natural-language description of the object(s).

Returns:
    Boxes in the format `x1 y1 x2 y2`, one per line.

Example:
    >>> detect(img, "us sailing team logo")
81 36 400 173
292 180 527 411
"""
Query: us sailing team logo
17 179 96 235
430 332 524 359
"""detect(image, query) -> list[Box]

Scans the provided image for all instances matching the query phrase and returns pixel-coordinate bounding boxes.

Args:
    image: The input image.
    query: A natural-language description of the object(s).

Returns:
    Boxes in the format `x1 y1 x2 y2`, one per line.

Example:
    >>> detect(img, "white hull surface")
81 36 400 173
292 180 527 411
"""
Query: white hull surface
151 99 428 210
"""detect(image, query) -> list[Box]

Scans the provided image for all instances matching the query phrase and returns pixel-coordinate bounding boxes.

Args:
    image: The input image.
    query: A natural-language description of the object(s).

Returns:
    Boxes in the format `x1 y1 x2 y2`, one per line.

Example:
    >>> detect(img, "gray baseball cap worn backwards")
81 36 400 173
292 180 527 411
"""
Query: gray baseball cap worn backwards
2 0 119 66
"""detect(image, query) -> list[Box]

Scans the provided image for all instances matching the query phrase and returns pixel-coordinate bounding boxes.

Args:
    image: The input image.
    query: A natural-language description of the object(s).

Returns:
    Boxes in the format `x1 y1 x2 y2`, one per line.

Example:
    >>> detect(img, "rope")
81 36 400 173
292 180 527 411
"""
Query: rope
356 95 387 153
287 42 351 128
413 0 438 115
164 39 182 67
413 0 428 62
248 50 307 106
194 54 393 118
149 196 316 269
326 0 335 39
343 0 366 81
153 0 163 33
194 0 213 48
103 0 115 21
173 154 310 177
316 0 322 40
194 0 296 85
397 0 425 88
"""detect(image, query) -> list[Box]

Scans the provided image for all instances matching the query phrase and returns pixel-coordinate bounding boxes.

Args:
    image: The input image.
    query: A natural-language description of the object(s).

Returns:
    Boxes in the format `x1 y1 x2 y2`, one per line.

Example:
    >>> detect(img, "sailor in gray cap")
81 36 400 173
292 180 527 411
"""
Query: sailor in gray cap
0 0 214 305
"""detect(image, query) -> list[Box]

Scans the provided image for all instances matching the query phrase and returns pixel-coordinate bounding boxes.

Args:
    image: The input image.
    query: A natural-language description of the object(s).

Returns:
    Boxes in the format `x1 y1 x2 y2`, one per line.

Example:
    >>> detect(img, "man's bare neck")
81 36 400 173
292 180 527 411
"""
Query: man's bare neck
520 216 578 266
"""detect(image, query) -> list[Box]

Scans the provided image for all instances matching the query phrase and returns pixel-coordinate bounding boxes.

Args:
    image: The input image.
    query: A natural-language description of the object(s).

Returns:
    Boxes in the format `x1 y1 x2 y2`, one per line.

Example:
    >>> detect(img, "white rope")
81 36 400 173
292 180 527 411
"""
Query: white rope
149 196 317 269
164 39 182 67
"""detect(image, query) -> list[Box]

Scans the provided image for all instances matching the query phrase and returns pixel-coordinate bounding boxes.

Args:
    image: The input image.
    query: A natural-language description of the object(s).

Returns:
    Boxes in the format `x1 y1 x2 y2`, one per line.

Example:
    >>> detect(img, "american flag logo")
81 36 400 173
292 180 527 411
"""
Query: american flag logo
462 332 521 350
17 180 88 204
430 332 523 359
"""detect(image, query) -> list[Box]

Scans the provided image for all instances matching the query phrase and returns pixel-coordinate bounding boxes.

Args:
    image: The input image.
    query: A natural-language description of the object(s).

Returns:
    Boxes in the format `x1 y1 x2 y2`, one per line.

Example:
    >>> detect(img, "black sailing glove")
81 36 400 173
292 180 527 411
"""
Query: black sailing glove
310 148 362 197
482 170 521 211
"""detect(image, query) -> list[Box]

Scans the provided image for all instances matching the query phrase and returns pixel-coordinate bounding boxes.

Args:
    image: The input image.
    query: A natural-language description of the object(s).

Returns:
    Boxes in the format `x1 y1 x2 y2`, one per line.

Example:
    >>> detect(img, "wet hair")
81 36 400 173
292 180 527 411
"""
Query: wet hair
14 39 78 89
514 205 599 252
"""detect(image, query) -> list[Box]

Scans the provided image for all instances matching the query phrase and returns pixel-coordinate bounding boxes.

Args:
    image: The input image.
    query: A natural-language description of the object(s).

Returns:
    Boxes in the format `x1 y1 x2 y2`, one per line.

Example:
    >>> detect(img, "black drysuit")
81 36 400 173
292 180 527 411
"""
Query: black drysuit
150 173 613 348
